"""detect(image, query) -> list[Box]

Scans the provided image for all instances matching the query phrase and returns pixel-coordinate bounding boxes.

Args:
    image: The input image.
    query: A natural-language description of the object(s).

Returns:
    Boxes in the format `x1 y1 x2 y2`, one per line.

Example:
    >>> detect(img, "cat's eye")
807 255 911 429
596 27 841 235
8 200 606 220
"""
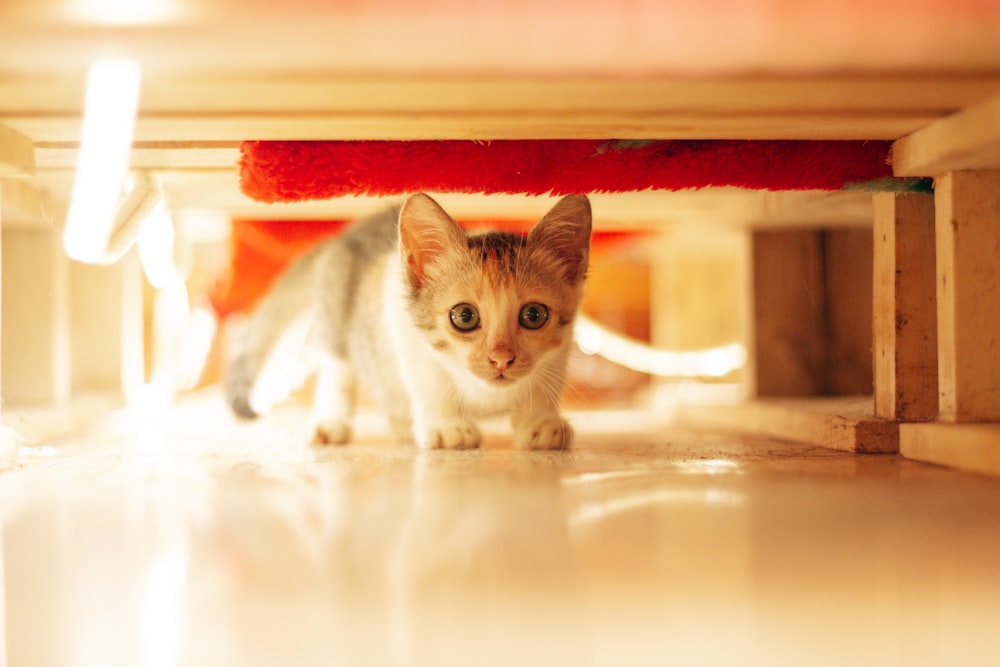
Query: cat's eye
519 303 549 330
450 303 480 331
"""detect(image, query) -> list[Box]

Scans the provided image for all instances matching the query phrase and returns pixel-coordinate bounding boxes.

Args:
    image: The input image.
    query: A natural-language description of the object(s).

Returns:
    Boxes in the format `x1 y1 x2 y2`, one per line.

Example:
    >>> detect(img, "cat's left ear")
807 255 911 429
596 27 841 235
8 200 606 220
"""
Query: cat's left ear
528 194 592 284
398 193 467 290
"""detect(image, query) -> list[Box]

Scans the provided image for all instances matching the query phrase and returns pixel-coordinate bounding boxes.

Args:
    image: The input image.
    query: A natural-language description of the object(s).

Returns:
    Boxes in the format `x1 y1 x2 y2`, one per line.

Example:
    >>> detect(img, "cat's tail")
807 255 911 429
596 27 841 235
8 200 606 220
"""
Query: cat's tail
225 243 328 419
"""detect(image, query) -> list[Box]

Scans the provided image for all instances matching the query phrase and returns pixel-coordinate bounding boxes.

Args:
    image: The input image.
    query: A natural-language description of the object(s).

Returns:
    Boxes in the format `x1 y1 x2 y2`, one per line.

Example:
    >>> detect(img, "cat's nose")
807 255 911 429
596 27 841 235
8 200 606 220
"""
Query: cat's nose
489 348 516 371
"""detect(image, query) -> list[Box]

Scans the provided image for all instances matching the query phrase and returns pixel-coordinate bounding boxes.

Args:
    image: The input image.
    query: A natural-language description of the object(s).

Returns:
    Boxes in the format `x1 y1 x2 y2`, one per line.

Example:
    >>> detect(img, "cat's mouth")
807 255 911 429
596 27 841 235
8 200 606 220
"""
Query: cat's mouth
488 371 518 385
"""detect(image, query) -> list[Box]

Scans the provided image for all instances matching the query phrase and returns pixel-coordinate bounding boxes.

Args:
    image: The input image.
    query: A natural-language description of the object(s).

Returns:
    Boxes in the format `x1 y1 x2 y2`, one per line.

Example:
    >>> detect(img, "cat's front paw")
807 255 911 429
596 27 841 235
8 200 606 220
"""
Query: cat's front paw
513 416 572 450
309 419 352 446
417 421 482 450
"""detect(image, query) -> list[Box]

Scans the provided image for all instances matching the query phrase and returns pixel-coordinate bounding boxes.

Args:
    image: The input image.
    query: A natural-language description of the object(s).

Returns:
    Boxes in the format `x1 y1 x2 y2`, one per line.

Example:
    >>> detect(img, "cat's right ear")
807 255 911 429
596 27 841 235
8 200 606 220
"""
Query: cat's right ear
398 193 466 290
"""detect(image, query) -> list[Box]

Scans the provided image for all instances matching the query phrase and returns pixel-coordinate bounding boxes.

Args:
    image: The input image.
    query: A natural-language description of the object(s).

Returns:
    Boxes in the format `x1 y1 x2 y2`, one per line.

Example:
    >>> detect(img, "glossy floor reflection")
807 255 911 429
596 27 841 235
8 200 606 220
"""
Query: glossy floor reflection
3 396 1000 667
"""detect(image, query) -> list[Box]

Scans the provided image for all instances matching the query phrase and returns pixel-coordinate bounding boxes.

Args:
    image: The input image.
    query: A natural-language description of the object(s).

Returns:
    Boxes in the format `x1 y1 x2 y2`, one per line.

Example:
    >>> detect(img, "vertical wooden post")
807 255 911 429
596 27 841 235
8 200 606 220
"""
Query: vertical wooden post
1 227 70 403
1 125 35 422
0 181 3 412
751 230 829 396
825 228 874 396
935 171 1000 422
70 251 144 398
872 193 937 421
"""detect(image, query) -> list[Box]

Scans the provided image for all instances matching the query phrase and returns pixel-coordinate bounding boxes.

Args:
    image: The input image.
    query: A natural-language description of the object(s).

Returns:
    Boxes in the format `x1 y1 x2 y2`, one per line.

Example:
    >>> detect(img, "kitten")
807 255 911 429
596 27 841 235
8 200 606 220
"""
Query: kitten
226 193 591 450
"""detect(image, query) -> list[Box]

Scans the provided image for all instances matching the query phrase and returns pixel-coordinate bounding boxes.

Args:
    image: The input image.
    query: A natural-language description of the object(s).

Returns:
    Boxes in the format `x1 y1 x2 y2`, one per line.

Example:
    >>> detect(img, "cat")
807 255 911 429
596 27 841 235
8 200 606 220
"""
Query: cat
226 192 592 450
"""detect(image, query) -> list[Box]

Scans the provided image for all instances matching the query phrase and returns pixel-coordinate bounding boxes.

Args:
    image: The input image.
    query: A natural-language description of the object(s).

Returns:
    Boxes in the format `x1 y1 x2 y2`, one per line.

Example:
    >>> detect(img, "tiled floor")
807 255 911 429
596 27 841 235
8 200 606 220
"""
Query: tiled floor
3 395 1000 666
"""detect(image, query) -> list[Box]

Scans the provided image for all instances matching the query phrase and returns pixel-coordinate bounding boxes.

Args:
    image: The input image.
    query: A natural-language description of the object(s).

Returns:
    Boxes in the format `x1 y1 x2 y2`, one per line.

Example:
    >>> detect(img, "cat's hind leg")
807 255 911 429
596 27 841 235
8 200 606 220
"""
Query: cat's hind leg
309 353 356 445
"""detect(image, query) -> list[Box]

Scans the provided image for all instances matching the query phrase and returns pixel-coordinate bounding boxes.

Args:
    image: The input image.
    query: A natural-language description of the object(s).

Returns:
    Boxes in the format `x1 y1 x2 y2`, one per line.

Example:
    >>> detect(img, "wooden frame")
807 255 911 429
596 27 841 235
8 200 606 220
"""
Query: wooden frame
2 6 1000 472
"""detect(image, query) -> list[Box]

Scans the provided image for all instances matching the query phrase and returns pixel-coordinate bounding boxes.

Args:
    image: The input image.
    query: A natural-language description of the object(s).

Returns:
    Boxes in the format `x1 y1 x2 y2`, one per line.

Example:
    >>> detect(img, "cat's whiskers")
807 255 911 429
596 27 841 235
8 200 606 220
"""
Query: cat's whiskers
531 362 566 408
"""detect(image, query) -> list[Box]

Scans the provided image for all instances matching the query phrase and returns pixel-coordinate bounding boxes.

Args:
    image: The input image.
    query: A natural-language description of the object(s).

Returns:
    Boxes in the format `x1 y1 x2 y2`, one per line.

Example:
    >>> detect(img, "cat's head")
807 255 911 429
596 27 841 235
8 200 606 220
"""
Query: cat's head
398 193 591 387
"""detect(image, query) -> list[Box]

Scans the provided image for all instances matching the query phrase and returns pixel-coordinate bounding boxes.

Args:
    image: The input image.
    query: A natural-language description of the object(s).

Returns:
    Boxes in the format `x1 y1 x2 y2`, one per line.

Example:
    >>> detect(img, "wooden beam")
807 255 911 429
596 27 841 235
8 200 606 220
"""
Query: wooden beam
34 143 240 170
1 227 69 403
682 397 898 453
7 73 1000 145
69 253 144 396
935 171 1000 422
893 91 1000 176
1 178 67 231
751 230 829 397
6 111 931 143
4 74 999 117
872 193 938 421
0 123 34 177
825 228 873 395
901 423 1000 477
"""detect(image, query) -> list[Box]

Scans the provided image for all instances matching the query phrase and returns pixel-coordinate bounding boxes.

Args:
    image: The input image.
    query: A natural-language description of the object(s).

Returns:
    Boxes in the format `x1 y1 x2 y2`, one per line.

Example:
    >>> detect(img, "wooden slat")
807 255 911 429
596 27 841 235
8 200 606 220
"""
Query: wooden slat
901 422 1000 477
893 91 1000 176
648 226 745 377
825 228 873 395
5 111 934 143
4 74 998 115
682 397 899 453
872 193 938 421
5 73 999 143
751 230 829 396
0 123 34 177
1 227 69 403
1 178 67 230
935 171 1000 422
34 143 240 170
8 73 996 159
69 255 144 396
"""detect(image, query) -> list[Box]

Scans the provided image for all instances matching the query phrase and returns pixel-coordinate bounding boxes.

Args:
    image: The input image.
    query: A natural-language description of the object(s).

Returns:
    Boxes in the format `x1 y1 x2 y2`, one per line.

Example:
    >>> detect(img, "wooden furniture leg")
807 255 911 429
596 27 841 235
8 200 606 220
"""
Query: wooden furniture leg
900 172 1000 475
872 192 938 422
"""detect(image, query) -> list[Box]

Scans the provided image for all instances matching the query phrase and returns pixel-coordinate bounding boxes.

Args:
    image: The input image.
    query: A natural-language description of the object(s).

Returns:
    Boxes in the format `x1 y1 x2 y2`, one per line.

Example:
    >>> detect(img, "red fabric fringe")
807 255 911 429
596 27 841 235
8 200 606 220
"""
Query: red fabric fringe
239 139 893 202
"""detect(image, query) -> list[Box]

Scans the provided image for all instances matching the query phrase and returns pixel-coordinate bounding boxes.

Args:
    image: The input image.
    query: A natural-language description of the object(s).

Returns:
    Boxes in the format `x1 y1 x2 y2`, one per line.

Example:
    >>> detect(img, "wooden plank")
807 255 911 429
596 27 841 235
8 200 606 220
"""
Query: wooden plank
6 73 1000 144
4 74 999 116
4 111 934 143
650 227 744 351
0 183 3 417
0 123 34 177
34 143 240 170
69 253 144 396
935 171 1000 422
682 397 899 453
901 423 1000 477
751 230 829 396
1 178 67 231
825 228 873 395
1 227 69 403
872 193 938 421
893 91 1000 176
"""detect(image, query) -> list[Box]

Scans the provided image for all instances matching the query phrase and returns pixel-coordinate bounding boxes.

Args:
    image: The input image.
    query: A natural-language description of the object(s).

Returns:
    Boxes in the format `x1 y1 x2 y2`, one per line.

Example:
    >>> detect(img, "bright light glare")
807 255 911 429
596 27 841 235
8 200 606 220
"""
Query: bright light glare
574 314 746 378
138 202 182 289
64 59 141 264
676 458 742 475
141 549 188 667
129 283 218 419
570 487 745 525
